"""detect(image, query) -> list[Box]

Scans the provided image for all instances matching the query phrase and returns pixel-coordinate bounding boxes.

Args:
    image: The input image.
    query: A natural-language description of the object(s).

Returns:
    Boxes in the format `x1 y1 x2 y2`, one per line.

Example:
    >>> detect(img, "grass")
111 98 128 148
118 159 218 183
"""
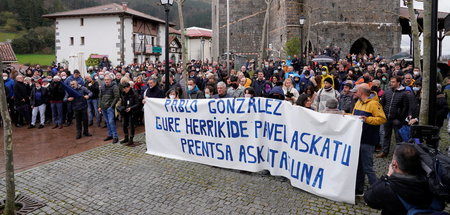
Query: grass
16 54 55 66
0 31 21 42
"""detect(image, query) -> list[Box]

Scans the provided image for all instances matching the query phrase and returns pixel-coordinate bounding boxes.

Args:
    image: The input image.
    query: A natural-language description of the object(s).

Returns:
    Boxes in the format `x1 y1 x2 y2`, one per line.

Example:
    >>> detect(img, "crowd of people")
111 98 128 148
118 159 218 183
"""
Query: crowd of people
1 52 450 214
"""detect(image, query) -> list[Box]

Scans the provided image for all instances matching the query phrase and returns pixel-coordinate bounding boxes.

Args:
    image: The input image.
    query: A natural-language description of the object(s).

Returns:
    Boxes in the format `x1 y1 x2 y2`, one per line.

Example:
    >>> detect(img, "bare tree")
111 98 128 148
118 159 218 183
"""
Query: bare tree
419 0 431 125
258 0 273 68
0 60 15 214
175 0 188 99
405 0 421 69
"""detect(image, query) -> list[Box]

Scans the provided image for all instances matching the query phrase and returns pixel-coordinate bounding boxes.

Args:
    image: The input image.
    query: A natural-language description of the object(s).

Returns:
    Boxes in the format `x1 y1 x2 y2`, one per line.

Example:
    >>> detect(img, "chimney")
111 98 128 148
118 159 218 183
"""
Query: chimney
122 2 128 11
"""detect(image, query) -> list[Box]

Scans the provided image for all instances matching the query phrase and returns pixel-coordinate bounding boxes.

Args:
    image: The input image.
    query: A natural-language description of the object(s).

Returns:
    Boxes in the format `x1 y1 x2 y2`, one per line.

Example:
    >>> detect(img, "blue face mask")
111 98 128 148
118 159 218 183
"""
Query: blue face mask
413 87 421 92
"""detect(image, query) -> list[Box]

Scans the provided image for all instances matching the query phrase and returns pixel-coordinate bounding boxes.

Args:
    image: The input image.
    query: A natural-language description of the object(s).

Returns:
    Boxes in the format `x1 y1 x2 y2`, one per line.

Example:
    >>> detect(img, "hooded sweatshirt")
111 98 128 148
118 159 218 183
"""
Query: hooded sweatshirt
319 66 335 88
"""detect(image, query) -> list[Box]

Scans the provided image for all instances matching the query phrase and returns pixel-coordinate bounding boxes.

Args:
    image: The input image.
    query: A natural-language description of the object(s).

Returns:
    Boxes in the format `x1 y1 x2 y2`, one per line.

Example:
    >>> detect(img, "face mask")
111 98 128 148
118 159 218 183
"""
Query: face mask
36 86 41 90
244 94 252 98
382 77 387 81
413 87 421 92
99 75 105 80
205 94 211 99
187 85 194 91
169 95 176 99
363 76 370 82
196 68 200 72
2 77 7 80
413 72 420 76
61 76 67 79
322 71 327 76
265 65 269 68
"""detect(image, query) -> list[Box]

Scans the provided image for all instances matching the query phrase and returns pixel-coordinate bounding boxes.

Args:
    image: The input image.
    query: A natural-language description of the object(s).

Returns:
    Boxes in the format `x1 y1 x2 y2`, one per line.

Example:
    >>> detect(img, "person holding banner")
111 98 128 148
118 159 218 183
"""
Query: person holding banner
352 83 386 196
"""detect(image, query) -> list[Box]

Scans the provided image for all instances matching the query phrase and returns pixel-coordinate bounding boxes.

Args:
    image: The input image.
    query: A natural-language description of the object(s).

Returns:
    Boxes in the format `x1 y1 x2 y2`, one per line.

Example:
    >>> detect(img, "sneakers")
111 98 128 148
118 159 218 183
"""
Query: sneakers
112 137 119 144
355 192 364 197
28 124 35 129
38 124 44 129
104 136 113 141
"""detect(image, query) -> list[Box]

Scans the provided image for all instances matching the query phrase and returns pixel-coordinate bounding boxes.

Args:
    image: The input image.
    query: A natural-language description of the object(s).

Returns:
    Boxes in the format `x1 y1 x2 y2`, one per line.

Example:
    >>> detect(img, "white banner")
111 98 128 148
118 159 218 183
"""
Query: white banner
144 97 363 204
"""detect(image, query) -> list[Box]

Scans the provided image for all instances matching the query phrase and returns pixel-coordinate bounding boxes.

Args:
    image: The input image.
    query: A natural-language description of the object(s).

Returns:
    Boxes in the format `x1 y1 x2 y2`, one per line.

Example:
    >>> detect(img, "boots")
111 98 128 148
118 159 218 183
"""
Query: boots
120 135 129 144
128 136 134 145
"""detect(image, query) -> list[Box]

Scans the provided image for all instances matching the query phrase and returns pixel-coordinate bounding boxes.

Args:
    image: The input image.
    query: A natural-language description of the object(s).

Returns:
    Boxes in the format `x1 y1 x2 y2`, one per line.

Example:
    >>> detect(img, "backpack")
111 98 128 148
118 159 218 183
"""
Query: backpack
397 195 449 215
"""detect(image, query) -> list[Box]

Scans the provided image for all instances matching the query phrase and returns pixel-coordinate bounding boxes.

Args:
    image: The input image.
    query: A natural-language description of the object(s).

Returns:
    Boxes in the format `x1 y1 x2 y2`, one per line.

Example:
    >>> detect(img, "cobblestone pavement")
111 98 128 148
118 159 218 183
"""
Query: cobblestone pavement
1 130 449 215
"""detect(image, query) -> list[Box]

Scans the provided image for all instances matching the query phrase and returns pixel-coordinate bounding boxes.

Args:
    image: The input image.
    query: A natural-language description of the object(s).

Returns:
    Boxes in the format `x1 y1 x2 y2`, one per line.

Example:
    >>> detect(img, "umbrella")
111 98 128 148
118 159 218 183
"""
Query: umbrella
390 52 411 60
312 55 334 63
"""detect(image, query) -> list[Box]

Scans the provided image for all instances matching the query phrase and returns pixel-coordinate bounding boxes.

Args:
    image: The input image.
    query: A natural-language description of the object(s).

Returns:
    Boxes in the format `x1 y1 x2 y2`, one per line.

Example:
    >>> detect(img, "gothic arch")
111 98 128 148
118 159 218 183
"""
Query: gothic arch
350 38 374 56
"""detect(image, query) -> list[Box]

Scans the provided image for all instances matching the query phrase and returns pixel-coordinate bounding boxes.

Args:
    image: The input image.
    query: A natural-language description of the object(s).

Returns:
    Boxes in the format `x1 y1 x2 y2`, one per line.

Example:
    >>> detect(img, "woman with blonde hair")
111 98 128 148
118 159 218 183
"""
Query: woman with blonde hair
282 78 299 104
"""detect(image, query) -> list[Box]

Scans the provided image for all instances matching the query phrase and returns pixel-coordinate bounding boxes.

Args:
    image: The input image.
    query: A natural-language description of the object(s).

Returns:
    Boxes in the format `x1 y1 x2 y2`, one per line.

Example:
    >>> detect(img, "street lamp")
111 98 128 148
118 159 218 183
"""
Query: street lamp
138 33 144 64
201 37 205 63
299 15 306 65
160 0 173 92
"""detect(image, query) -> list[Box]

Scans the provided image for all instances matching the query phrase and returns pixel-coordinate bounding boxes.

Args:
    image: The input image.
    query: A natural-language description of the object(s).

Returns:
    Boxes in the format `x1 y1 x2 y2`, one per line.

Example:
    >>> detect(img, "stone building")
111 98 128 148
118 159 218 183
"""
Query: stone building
211 0 402 62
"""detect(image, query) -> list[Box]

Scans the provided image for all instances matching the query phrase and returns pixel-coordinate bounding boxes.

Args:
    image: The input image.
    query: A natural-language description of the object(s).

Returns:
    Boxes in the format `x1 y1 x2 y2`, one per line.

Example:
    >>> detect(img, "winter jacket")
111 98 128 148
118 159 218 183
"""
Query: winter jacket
85 80 100 99
380 86 409 121
319 66 335 88
64 86 92 111
64 75 85 86
99 82 120 110
13 81 30 106
338 92 355 113
352 92 386 146
313 87 340 112
227 87 244 98
364 174 439 215
30 87 48 107
4 78 14 98
251 79 269 97
48 81 66 102
119 89 140 114
187 86 205 99
144 85 164 99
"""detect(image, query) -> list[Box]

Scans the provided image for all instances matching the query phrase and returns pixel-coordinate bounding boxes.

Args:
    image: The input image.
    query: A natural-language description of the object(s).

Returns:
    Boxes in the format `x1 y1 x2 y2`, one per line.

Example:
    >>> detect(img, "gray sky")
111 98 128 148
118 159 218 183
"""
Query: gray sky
400 0 450 56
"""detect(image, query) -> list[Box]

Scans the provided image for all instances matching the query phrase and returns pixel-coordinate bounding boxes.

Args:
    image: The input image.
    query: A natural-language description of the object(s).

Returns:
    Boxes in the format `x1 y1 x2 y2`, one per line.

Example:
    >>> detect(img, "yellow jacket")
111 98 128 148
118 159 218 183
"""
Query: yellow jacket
352 92 387 145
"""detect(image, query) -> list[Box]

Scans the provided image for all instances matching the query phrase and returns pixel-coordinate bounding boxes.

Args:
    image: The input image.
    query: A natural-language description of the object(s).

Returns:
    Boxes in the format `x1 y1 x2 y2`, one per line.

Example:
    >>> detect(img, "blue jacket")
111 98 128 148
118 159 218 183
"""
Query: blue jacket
4 78 14 98
64 86 92 111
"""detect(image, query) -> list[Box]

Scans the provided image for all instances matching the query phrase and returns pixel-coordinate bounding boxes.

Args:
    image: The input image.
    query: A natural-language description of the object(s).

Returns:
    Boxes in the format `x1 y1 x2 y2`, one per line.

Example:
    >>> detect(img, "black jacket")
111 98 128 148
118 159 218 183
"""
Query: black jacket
252 79 269 97
13 81 30 106
119 89 140 114
364 174 435 215
48 81 66 102
85 80 99 99
380 86 409 121
145 85 164 99
30 87 48 107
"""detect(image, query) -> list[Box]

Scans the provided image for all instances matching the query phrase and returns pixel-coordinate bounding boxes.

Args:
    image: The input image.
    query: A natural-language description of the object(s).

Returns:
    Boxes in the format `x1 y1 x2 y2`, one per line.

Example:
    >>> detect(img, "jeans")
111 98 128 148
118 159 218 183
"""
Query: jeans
74 109 89 135
87 99 100 124
63 101 73 124
356 144 377 193
382 119 402 154
103 107 118 138
31 104 46 125
51 102 63 125
447 113 450 133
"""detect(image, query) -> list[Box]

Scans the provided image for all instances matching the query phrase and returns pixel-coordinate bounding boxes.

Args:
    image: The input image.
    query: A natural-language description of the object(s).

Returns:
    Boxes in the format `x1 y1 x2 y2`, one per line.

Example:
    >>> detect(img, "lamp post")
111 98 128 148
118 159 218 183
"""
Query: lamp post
428 0 438 126
299 16 305 65
201 37 205 62
138 33 144 64
160 0 173 92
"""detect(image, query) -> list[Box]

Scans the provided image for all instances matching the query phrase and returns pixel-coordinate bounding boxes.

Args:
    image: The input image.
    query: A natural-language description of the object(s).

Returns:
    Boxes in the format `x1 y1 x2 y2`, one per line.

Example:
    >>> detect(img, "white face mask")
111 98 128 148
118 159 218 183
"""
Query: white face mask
244 94 252 98
169 95 176 99
205 94 211 99
322 71 327 76
187 85 194 91
61 76 67 79
3 76 7 80
36 86 41 90
413 71 420 76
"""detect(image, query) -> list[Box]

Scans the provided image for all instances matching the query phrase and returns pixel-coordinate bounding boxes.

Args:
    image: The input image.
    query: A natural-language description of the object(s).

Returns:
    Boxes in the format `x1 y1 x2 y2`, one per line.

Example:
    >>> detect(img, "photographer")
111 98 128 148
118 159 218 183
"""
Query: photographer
364 144 446 215
282 78 299 104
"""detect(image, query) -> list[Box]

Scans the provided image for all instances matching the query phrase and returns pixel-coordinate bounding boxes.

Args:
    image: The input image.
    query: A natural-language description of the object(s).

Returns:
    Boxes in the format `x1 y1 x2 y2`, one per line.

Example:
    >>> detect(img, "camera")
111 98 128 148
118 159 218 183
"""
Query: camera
410 125 440 149
285 92 294 98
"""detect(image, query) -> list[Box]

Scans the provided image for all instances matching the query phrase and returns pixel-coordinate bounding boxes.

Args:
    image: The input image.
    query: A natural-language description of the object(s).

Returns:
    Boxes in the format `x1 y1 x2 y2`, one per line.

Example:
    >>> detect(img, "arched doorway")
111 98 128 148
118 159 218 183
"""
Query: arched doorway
350 38 374 55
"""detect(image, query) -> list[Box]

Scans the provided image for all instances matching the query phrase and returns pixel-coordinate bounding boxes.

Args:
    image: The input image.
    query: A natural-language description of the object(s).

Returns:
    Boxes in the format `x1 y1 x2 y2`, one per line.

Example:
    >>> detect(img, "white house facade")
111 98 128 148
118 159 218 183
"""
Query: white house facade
185 27 212 62
44 3 173 75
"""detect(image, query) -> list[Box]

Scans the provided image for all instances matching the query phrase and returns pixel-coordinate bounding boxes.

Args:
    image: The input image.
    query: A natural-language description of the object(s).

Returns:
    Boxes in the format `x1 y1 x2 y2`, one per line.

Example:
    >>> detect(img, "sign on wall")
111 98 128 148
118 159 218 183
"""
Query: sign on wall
144 98 363 204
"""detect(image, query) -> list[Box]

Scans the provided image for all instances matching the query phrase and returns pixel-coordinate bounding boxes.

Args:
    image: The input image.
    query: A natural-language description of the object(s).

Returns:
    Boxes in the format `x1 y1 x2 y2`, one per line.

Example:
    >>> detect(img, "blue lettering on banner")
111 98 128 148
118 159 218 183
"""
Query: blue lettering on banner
164 99 198 113
180 138 233 161
207 98 283 116
155 116 181 133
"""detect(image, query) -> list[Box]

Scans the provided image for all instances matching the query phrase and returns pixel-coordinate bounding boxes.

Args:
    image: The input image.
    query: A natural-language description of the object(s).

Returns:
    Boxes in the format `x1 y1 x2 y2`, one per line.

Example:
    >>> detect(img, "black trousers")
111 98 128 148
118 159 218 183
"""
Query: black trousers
63 102 73 124
74 109 89 136
16 104 30 125
122 112 135 137
382 119 402 154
